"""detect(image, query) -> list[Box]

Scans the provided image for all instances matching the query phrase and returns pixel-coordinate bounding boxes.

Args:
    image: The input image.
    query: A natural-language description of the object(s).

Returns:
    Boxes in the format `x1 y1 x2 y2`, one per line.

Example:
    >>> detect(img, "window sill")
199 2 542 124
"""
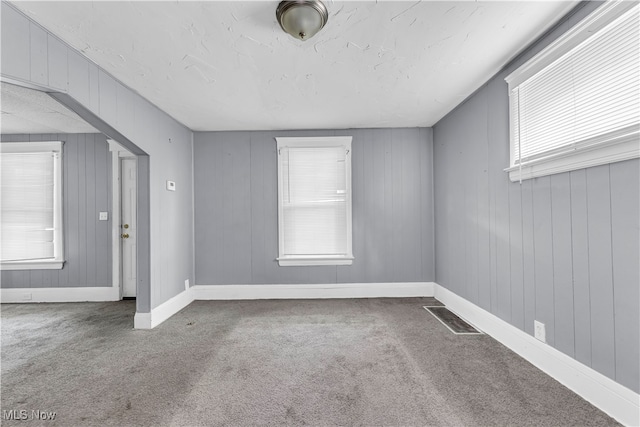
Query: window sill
505 137 639 182
1 260 65 271
277 256 354 267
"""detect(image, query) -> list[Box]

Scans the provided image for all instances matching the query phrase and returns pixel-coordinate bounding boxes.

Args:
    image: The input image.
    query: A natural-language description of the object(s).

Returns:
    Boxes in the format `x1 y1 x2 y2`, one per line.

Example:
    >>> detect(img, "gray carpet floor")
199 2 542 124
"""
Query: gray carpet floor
1 298 619 426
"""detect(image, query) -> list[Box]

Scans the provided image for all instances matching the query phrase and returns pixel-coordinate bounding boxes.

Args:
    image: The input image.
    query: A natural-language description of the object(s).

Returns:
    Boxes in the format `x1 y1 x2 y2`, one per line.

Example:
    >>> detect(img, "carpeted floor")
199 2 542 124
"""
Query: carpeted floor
1 298 619 426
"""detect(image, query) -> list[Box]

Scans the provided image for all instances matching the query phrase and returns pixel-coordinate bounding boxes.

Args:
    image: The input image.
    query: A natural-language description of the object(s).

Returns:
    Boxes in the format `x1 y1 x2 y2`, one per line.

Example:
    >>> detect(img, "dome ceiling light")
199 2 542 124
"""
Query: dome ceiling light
276 0 328 41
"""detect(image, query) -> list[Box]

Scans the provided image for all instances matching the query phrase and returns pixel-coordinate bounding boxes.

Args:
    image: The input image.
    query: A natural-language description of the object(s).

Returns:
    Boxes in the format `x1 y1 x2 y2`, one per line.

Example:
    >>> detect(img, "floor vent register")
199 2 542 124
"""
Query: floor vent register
423 305 482 335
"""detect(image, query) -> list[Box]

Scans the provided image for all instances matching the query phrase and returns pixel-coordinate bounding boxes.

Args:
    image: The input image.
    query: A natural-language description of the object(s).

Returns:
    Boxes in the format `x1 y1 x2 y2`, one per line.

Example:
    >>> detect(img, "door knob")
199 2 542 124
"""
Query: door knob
123 224 129 229
121 233 130 239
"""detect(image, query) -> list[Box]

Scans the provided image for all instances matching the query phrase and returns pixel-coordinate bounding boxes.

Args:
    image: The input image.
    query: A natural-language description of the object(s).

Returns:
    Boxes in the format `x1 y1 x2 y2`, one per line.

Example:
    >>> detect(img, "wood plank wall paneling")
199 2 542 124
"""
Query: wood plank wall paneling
194 128 435 286
47 35 68 91
68 50 89 106
432 1 639 392
550 173 575 358
29 23 48 86
609 160 640 391
0 5 29 79
586 165 616 380
569 169 592 366
435 92 640 393
2 1 194 311
0 134 112 288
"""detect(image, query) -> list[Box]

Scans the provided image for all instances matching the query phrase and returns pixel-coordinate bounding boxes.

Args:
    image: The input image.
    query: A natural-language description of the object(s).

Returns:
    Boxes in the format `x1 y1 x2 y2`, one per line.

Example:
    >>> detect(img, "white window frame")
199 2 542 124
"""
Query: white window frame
1 141 65 270
504 1 640 182
276 136 353 267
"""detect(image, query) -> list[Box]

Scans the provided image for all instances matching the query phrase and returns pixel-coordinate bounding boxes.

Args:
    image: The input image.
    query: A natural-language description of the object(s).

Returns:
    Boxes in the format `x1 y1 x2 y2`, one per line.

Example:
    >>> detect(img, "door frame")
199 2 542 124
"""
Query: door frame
108 139 136 300
120 156 137 298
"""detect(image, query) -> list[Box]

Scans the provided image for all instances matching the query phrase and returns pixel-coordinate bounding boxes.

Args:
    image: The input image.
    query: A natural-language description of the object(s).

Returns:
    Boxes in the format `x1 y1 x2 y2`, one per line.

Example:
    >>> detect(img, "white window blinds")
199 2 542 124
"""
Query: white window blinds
506 2 640 181
1 142 64 269
276 137 353 266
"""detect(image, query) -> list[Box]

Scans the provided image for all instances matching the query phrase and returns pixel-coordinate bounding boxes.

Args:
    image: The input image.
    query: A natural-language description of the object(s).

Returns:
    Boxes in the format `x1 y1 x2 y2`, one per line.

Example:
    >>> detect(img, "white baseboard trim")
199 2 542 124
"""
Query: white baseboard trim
134 287 194 330
133 312 151 329
433 284 640 427
192 282 435 300
134 282 434 329
1 286 120 303
2 283 434 330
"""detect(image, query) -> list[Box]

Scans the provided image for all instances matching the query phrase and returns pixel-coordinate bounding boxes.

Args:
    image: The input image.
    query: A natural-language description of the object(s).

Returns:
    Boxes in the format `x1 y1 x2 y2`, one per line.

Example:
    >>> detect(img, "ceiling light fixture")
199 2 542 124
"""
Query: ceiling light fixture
276 0 328 41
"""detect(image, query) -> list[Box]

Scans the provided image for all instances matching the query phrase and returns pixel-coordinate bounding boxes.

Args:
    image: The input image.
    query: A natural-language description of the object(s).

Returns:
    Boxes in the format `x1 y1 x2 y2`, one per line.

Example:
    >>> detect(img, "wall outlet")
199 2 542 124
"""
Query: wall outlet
534 320 546 343
99 211 109 221
184 279 190 291
166 180 176 191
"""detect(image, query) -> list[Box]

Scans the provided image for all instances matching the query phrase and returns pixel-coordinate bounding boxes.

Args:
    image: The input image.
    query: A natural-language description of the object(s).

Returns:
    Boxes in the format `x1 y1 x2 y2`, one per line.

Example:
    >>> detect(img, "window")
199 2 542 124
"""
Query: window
505 2 639 182
1 141 64 270
276 136 353 266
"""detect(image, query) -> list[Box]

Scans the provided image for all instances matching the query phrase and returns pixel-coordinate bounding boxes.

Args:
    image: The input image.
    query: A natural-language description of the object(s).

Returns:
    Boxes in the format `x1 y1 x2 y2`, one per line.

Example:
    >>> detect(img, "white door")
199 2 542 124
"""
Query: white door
121 158 137 298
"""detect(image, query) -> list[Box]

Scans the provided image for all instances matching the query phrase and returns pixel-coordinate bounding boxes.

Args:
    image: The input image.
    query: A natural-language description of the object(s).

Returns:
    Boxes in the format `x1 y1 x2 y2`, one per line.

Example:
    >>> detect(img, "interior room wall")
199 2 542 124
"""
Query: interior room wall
1 133 111 288
194 128 434 285
432 1 639 393
1 2 194 311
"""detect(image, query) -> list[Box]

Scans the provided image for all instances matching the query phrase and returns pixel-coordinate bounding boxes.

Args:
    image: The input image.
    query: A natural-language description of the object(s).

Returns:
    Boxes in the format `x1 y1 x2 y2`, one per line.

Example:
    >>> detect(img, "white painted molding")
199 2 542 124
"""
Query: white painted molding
1 286 120 303
109 140 122 300
7 280 636 425
192 282 435 300
134 282 434 329
133 312 152 329
134 287 195 330
505 135 640 182
433 284 640 427
107 139 136 300
1 259 64 270
2 283 434 330
276 137 354 268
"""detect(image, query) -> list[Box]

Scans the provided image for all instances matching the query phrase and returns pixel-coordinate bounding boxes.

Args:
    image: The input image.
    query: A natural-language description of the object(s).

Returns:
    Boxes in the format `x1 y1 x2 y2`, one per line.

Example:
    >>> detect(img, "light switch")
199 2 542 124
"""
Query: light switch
166 180 176 191
99 212 109 221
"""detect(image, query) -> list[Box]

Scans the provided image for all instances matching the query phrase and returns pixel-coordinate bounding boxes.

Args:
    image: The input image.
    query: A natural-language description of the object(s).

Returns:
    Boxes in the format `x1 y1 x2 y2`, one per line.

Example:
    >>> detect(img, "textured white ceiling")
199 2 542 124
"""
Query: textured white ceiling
1 82 99 134
11 1 578 131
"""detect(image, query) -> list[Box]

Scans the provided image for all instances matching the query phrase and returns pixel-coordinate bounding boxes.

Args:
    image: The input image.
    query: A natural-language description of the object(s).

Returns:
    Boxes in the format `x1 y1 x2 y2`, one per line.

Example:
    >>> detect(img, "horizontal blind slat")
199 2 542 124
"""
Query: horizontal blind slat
280 145 349 257
512 4 640 165
0 150 56 261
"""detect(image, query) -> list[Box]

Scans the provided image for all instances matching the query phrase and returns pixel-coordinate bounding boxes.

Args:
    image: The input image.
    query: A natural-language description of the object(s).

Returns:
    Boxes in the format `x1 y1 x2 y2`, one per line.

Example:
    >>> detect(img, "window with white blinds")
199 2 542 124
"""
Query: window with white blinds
505 2 640 182
276 136 353 266
1 141 64 270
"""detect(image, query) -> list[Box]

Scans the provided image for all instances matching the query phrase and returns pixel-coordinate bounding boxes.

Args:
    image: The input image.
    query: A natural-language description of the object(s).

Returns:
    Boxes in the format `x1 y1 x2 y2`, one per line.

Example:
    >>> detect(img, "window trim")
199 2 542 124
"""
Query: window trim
1 141 65 270
504 1 640 182
276 136 354 267
503 133 639 182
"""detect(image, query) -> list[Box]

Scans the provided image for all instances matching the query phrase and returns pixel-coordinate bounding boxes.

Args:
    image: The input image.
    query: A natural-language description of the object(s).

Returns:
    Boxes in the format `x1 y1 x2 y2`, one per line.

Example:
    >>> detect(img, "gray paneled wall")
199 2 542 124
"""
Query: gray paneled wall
1 1 194 311
432 2 639 393
1 133 111 288
194 128 434 285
